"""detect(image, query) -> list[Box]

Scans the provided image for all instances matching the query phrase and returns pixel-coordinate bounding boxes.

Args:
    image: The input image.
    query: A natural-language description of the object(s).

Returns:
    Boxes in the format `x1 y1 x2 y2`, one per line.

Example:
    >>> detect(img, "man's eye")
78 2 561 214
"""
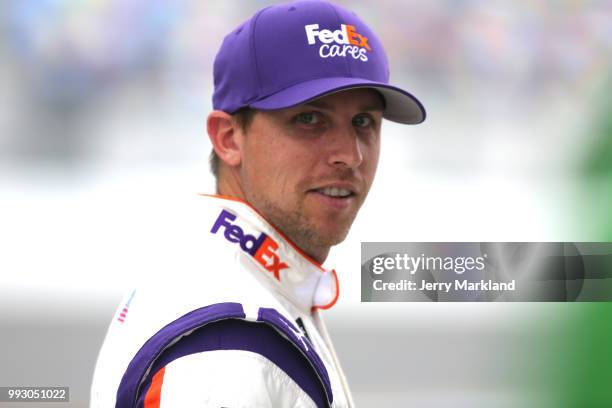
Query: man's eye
296 112 320 125
353 114 372 128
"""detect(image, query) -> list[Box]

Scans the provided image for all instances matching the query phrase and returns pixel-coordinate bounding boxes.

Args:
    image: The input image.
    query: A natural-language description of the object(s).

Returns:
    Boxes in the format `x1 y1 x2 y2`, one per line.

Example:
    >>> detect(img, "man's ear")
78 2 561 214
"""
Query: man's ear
207 110 242 167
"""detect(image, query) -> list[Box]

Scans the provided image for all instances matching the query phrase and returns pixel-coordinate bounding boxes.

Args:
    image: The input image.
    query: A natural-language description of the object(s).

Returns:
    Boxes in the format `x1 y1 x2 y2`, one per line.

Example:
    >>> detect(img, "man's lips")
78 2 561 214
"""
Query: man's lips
305 183 361 211
308 183 359 198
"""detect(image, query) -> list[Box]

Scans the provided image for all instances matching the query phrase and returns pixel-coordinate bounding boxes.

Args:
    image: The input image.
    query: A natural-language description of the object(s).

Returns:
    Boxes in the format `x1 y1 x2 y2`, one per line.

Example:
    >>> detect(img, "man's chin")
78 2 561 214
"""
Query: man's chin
312 224 352 247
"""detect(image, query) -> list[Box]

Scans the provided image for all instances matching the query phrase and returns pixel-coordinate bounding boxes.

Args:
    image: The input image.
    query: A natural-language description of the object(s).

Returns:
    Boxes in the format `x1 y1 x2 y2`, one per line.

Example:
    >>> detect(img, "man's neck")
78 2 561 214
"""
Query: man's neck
216 168 245 200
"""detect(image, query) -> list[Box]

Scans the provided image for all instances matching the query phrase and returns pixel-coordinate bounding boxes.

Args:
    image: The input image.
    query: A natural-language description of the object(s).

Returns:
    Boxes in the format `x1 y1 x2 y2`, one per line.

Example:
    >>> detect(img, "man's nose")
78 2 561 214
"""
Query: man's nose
326 125 363 169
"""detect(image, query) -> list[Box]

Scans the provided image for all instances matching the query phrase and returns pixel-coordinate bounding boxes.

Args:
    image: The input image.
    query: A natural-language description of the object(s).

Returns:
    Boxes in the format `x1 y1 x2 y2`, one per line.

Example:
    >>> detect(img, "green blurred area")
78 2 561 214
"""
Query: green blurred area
548 304 612 408
509 304 612 408
544 77 612 408
578 77 612 240
518 97 612 401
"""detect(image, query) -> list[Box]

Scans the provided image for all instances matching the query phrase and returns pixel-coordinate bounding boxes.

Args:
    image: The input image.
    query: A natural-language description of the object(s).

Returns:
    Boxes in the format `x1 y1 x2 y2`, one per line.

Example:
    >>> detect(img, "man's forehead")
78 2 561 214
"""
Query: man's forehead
300 88 385 112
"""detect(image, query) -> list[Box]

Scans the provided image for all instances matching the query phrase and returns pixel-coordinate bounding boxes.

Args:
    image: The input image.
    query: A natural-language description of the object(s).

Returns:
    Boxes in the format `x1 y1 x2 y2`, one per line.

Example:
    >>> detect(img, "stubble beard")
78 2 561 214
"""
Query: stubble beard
247 191 356 262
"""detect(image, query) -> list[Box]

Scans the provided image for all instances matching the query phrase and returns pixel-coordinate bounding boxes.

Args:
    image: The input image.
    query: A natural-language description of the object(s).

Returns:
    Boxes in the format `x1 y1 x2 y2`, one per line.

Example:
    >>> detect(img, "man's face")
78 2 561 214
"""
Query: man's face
237 88 383 262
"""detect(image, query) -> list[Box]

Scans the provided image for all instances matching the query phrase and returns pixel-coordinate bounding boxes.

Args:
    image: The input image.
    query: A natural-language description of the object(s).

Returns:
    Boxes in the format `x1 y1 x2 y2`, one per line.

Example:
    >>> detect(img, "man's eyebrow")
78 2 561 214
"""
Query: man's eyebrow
302 99 385 112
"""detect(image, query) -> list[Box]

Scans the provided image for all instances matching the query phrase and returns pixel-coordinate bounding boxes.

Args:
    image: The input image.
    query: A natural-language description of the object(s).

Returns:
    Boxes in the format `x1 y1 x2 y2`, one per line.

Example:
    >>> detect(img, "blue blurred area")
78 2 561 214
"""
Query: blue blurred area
1 0 610 167
7 0 182 72
2 0 188 163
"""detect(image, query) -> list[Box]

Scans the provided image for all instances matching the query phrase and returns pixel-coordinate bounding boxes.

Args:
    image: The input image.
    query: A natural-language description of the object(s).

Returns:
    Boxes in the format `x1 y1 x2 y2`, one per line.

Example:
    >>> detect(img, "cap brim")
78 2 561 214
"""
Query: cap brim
248 77 426 124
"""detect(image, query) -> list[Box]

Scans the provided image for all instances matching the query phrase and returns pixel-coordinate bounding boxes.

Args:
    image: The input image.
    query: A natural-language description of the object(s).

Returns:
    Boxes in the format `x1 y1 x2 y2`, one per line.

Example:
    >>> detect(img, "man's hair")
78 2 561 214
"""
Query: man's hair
209 107 256 179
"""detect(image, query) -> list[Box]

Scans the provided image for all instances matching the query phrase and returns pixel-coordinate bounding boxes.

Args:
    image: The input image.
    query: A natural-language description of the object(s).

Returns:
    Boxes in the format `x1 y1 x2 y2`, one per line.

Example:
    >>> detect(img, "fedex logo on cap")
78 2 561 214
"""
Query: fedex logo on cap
305 23 371 62
211 209 289 280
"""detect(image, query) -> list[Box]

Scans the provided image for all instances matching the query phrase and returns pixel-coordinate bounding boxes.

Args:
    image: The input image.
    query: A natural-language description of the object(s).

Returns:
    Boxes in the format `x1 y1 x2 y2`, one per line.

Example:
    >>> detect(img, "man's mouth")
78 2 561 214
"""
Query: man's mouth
314 187 354 198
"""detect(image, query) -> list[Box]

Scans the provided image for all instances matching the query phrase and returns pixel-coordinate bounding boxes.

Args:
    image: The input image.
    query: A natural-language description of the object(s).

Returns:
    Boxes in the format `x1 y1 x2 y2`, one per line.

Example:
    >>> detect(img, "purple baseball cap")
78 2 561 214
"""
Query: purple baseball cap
212 0 425 124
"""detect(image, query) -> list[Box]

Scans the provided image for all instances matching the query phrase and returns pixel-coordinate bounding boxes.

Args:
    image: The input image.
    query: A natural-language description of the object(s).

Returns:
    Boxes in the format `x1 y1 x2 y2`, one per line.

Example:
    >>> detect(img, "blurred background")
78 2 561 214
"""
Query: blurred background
1 0 611 407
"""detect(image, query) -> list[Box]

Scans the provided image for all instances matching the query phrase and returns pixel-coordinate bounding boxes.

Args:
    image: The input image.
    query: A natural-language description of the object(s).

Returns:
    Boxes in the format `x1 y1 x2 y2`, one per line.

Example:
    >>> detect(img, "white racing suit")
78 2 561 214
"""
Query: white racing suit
90 194 354 407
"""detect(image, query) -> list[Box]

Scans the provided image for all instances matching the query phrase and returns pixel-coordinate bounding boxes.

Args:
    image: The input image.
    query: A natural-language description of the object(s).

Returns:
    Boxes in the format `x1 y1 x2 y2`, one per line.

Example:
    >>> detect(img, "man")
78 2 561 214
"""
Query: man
91 1 424 407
